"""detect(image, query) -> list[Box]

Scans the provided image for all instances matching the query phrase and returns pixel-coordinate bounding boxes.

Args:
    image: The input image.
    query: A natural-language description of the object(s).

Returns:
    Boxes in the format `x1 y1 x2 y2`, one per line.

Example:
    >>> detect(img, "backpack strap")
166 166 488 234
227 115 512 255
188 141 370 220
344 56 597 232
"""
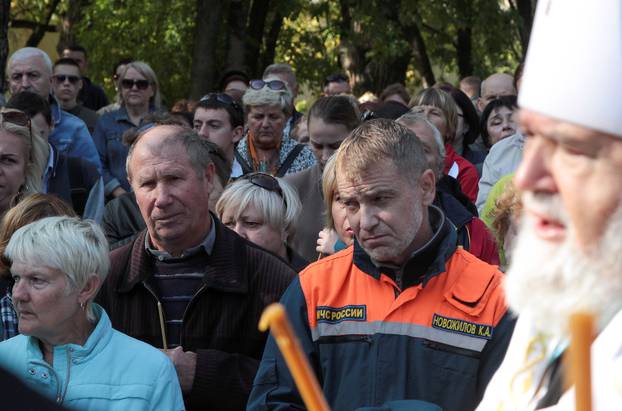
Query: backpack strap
234 150 254 175
275 144 305 177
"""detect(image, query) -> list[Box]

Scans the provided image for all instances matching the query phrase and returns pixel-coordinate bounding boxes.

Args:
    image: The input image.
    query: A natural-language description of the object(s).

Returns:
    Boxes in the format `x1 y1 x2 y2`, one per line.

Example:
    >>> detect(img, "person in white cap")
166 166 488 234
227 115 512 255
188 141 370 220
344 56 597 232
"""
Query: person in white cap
477 0 622 410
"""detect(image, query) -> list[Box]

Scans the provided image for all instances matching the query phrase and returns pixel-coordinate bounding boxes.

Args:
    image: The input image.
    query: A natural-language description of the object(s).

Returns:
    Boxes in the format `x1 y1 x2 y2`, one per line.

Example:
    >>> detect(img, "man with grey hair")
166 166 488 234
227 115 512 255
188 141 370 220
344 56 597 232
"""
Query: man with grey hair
398 113 500 266
97 124 295 410
248 119 514 411
6 47 102 173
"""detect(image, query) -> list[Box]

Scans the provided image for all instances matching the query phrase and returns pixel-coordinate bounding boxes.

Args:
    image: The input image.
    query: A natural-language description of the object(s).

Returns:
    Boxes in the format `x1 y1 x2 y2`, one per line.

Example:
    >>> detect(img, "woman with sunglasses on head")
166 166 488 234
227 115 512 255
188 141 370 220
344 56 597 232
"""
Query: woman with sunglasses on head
92 61 161 200
215 172 308 272
235 79 316 177
0 109 48 217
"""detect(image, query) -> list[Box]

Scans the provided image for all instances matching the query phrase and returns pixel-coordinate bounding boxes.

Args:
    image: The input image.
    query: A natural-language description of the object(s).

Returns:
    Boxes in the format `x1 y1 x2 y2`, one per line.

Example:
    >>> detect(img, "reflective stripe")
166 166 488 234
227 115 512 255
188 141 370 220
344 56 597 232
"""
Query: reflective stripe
311 320 487 352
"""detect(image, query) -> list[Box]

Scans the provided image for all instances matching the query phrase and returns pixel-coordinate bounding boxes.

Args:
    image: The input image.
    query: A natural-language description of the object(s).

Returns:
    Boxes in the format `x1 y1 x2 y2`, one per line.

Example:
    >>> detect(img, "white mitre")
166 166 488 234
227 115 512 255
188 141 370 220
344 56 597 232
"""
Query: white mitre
518 0 622 137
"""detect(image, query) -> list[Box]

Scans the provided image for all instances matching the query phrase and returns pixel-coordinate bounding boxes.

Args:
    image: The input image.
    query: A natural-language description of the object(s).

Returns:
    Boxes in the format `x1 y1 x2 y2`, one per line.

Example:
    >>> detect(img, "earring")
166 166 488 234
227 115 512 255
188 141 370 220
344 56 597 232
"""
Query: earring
79 301 85 311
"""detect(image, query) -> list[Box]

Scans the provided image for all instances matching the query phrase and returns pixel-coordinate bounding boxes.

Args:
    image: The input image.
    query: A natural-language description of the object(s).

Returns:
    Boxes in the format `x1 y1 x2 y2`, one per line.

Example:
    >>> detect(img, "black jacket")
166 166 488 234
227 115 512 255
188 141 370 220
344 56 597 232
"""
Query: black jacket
96 218 296 410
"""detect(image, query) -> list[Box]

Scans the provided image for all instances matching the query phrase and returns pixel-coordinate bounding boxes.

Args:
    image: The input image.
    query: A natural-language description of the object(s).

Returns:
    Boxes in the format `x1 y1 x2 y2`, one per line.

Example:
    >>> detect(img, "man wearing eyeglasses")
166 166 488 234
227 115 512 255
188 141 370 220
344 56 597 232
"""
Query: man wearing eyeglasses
52 58 99 134
97 124 296 411
6 47 102 174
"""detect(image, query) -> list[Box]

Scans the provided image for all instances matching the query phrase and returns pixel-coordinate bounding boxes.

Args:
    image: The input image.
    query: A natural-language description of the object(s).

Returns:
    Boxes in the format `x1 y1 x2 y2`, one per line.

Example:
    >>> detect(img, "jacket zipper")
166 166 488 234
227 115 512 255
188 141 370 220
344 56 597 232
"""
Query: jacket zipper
179 283 208 347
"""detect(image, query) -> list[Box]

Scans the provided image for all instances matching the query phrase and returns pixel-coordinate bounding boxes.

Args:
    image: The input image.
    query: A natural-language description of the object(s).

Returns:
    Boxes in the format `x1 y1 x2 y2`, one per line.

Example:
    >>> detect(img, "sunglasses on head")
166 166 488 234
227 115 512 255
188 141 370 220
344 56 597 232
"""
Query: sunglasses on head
0 110 31 128
249 79 287 91
241 172 284 198
199 93 241 110
0 110 32 141
53 74 81 85
121 79 151 90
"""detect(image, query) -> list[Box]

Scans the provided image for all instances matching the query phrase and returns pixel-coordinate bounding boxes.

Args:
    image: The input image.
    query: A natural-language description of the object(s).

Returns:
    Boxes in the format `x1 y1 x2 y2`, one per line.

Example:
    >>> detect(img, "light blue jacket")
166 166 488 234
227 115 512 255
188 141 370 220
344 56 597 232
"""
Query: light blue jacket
50 98 103 175
0 304 185 411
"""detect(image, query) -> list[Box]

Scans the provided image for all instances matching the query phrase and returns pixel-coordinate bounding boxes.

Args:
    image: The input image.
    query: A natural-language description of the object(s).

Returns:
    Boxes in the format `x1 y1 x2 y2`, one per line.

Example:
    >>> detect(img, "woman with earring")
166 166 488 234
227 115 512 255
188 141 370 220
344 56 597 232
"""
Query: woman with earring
0 217 184 409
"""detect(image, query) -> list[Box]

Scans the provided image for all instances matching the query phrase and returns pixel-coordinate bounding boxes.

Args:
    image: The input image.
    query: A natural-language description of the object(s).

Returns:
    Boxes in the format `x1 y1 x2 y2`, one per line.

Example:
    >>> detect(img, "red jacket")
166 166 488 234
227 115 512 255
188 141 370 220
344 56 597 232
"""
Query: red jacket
444 144 479 203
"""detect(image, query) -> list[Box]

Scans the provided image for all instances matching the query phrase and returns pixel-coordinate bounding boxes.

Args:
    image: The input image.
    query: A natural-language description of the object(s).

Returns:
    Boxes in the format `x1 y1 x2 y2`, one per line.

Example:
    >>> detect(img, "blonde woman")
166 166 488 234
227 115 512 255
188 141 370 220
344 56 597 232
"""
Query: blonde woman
215 172 308 271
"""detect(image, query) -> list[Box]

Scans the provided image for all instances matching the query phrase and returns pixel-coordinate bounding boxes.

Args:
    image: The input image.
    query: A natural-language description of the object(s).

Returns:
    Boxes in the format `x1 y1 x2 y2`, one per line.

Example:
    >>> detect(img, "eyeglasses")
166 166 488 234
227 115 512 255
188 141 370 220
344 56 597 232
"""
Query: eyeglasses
53 74 81 85
121 79 150 90
249 79 286 91
199 93 241 110
241 172 284 198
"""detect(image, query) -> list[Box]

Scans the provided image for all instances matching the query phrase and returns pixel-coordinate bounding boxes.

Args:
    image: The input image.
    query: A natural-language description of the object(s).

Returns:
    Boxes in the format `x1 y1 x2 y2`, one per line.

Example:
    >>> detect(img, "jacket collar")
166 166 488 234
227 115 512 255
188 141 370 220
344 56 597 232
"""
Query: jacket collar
116 216 250 295
26 304 112 364
353 205 457 289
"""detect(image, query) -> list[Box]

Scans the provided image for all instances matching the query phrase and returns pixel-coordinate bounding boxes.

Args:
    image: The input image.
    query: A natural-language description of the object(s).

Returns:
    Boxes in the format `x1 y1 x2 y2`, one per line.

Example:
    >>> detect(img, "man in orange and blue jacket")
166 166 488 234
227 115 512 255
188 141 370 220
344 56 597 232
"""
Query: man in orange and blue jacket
247 119 516 411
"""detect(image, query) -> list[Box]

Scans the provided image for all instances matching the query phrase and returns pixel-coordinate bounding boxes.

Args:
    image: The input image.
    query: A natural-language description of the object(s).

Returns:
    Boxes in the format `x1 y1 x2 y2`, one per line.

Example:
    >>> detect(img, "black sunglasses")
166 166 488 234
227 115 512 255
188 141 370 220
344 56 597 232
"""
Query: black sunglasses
121 79 150 90
53 74 81 85
199 93 241 110
249 79 286 91
241 172 284 198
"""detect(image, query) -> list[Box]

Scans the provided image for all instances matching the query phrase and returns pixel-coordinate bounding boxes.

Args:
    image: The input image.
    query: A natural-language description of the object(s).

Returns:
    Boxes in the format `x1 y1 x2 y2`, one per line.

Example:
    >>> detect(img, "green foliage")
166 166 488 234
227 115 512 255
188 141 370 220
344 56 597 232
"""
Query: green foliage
75 0 195 105
10 0 529 103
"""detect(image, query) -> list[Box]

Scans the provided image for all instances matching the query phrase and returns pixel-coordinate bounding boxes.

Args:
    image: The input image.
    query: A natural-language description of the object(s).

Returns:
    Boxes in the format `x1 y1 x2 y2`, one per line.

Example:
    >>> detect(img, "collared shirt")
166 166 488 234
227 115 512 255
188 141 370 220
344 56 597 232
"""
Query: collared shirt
0 292 17 341
41 144 55 193
145 216 216 261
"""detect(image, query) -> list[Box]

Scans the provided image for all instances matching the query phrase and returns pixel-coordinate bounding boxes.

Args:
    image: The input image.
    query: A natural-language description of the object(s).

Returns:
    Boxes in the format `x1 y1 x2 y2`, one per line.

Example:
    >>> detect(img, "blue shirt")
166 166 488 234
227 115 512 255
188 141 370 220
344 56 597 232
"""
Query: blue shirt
50 98 102 175
92 107 152 195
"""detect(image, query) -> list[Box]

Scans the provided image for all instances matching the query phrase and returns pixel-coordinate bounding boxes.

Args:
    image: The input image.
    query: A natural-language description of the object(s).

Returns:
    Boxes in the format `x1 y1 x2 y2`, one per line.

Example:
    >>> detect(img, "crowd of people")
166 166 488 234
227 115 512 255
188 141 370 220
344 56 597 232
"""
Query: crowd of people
0 1 620 409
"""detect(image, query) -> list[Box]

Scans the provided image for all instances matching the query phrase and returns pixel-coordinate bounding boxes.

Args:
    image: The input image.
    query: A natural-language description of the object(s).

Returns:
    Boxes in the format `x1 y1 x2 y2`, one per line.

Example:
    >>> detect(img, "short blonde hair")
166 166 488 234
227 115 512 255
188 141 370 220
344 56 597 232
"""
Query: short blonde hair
321 155 338 230
215 174 301 239
409 87 458 142
335 119 428 183
242 86 293 118
5 216 110 322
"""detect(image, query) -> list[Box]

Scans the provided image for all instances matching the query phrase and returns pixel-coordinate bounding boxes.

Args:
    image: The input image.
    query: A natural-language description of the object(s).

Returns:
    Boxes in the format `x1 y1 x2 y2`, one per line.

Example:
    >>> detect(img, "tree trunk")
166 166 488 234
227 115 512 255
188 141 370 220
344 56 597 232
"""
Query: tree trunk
410 20 435 88
456 26 473 78
336 0 370 95
57 0 90 54
515 0 534 57
189 0 226 99
245 0 271 77
0 0 9 93
225 0 249 72
259 11 283 73
26 0 61 47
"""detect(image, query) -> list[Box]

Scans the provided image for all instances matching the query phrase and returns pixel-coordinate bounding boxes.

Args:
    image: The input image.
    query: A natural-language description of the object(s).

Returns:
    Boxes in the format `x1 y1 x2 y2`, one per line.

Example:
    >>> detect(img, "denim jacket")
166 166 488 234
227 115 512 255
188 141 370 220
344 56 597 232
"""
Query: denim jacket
49 98 102 175
0 304 185 410
93 107 150 195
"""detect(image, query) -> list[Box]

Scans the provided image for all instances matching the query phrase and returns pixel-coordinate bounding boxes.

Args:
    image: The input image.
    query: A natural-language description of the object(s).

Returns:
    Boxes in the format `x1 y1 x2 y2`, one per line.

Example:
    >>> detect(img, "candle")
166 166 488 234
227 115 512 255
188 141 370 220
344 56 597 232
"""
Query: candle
259 303 330 411
567 312 594 411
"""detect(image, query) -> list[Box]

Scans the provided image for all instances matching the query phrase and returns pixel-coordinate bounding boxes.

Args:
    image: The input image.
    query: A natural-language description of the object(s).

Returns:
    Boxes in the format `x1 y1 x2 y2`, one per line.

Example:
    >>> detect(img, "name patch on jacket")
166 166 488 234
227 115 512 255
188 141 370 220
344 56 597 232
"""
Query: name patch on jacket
316 305 367 324
432 314 494 340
